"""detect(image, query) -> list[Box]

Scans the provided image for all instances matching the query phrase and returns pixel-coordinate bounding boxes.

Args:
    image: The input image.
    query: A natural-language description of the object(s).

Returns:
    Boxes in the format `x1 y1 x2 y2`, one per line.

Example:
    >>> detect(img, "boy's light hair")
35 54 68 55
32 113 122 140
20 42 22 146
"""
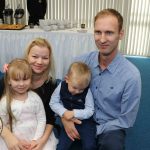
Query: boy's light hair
67 62 91 87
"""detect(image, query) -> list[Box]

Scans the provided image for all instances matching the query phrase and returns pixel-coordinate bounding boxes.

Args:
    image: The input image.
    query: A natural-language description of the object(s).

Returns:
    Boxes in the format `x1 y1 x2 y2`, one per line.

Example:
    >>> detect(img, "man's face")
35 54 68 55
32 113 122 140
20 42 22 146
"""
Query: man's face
94 15 124 56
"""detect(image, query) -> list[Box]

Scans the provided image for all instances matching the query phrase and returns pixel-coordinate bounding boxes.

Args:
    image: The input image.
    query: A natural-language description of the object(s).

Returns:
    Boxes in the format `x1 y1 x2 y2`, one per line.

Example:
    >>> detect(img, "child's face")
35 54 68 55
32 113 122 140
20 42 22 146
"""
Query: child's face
9 77 31 96
66 76 87 95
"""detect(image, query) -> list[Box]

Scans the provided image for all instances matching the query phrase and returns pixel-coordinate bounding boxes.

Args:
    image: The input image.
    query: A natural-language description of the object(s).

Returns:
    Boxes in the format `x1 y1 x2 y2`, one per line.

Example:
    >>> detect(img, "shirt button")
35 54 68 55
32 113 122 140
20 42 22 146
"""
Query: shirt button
99 73 101 76
96 86 98 89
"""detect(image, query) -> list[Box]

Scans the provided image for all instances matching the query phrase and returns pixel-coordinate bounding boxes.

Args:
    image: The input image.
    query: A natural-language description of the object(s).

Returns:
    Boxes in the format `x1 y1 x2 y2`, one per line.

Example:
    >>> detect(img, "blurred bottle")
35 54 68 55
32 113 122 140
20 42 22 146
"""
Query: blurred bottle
3 4 13 24
0 0 5 23
14 4 25 24
27 0 47 25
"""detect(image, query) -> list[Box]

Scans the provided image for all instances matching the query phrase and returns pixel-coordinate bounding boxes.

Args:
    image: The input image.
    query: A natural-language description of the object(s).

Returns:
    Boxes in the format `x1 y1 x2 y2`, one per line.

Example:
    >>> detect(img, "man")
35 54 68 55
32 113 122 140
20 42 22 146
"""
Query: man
61 8 141 150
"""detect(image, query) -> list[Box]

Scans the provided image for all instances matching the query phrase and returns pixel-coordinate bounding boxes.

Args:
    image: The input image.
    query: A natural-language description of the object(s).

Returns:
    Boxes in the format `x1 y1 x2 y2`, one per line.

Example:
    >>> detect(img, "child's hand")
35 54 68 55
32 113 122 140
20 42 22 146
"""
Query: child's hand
30 138 45 150
28 140 37 150
19 140 31 149
63 110 74 120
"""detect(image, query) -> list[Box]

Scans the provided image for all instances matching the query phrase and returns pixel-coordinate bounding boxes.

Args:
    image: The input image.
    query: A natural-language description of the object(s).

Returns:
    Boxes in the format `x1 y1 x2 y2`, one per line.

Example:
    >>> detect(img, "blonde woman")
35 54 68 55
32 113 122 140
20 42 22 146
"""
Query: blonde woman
0 38 58 150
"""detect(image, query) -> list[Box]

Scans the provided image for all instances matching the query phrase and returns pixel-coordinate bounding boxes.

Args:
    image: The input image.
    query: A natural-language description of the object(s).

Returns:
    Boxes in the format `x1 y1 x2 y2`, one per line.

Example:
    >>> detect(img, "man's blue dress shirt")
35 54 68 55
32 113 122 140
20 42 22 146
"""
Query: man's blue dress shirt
75 51 141 135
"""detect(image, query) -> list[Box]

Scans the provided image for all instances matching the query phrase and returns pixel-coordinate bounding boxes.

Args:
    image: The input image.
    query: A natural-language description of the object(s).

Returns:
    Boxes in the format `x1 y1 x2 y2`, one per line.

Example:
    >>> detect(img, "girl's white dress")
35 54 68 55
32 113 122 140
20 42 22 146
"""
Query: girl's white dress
0 91 58 150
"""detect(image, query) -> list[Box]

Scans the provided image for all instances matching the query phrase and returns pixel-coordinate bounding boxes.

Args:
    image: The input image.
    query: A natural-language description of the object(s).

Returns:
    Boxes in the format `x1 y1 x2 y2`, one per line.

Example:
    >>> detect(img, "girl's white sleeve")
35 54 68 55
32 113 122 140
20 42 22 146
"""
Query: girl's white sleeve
31 92 46 140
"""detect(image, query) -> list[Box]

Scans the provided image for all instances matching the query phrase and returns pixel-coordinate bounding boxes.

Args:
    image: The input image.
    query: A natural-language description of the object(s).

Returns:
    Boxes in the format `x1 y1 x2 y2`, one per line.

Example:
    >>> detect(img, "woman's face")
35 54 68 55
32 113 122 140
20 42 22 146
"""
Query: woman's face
27 45 50 75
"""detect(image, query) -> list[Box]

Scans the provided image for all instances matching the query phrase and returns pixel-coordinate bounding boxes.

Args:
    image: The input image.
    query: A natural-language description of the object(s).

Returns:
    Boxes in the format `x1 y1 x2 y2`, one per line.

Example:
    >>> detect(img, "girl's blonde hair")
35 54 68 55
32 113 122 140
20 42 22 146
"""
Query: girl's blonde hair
24 37 55 81
4 58 32 131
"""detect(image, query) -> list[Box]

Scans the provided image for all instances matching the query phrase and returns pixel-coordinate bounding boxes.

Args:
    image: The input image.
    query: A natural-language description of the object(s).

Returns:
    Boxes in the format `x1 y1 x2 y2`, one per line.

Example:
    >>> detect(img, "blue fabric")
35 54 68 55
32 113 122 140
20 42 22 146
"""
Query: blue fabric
125 56 150 150
75 51 141 135
50 81 94 119
97 129 126 150
70 56 150 150
57 118 96 150
0 71 4 79
60 81 88 110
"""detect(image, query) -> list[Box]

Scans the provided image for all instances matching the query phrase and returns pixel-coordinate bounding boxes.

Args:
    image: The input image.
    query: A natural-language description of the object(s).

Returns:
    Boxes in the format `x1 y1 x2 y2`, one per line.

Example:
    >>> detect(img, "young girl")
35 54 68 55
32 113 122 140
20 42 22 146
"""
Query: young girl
0 58 57 150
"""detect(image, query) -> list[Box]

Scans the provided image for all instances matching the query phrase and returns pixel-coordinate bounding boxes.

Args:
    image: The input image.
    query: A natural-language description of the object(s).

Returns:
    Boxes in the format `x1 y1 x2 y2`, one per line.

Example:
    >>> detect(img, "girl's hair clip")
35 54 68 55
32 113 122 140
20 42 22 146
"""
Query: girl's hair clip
3 64 9 73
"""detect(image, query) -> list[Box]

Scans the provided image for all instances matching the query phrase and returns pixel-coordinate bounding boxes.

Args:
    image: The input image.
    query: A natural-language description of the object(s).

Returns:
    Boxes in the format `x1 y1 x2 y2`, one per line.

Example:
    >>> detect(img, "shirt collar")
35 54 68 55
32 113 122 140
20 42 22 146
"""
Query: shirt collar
95 52 123 73
107 53 122 73
93 51 100 68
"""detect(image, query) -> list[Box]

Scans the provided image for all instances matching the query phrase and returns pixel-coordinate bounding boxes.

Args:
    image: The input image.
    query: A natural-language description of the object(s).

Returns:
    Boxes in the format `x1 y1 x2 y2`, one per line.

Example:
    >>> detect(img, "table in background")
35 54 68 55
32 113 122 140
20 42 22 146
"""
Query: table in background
0 27 97 78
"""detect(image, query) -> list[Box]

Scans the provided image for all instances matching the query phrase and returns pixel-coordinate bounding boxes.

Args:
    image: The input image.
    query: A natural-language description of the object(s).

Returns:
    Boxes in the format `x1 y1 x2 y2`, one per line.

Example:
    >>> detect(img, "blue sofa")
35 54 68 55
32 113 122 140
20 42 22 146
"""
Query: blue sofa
70 56 150 150
125 56 150 150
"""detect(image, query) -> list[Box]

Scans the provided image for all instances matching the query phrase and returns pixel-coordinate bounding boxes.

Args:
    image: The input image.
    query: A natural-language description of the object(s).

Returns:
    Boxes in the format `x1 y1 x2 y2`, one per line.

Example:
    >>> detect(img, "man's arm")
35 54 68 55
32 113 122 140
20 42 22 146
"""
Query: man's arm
97 75 141 133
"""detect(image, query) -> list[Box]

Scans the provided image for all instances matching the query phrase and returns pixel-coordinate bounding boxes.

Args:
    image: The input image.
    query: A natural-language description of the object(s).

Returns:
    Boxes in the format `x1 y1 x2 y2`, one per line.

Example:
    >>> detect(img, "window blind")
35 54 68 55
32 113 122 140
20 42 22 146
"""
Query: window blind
5 0 150 57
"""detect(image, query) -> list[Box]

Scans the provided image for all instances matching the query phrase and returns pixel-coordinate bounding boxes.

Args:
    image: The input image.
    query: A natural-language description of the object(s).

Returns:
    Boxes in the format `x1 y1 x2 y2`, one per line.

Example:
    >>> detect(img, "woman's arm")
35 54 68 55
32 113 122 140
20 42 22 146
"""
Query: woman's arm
1 126 27 150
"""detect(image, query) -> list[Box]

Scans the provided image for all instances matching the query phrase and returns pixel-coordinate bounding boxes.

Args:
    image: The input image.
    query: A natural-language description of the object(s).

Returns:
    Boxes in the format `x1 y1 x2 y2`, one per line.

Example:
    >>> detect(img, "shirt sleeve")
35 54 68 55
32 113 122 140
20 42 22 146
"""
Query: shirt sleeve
73 88 94 120
32 93 46 140
97 75 141 133
49 83 67 117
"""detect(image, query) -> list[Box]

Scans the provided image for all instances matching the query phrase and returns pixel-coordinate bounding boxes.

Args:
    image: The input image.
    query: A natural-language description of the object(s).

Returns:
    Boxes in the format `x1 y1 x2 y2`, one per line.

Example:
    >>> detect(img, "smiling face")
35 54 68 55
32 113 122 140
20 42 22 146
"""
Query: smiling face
9 77 31 96
27 45 50 75
94 15 124 56
6 59 32 97
25 38 54 78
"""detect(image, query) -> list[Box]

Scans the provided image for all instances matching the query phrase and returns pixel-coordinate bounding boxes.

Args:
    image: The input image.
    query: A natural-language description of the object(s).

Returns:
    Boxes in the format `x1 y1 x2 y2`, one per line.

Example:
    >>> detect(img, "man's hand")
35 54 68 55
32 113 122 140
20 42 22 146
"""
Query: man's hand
61 117 81 141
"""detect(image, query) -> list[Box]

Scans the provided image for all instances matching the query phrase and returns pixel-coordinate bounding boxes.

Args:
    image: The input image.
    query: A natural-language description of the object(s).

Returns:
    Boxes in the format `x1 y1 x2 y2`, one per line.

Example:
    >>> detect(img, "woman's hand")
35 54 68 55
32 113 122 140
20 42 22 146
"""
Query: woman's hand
61 117 81 141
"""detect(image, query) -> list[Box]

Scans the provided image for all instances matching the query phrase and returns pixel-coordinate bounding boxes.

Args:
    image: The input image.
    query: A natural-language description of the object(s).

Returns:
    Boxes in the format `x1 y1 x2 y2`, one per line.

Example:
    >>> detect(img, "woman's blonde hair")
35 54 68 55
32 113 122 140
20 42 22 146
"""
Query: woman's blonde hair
24 37 55 81
4 58 32 131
